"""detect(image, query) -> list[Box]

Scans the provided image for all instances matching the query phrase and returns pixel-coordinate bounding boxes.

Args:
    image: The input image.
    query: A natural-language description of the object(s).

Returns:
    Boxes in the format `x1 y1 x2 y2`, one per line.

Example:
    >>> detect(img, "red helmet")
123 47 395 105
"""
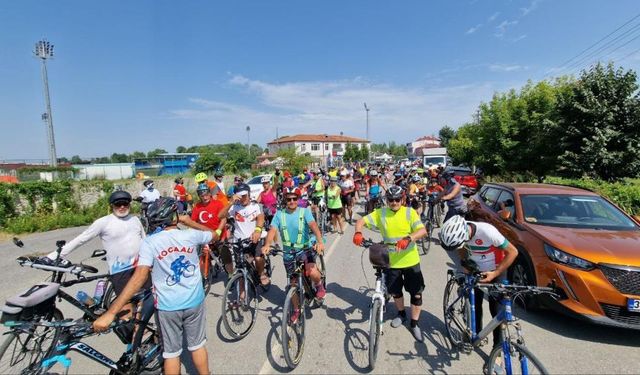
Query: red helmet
284 187 301 197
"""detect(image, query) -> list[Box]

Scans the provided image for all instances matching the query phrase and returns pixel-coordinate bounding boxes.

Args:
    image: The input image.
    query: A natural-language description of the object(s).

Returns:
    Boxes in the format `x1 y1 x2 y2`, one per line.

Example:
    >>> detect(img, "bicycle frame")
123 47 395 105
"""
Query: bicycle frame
369 268 387 326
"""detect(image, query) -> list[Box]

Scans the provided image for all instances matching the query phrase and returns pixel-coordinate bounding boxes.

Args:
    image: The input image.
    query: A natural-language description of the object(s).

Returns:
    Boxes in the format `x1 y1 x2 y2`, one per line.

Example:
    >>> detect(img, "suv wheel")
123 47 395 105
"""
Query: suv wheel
508 254 539 310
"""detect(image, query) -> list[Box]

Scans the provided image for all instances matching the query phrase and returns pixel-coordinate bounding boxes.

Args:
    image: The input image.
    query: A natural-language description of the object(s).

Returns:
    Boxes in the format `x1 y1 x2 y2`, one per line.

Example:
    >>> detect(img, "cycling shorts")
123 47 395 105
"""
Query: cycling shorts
340 194 352 206
283 249 317 278
384 264 425 297
111 268 152 295
328 207 343 216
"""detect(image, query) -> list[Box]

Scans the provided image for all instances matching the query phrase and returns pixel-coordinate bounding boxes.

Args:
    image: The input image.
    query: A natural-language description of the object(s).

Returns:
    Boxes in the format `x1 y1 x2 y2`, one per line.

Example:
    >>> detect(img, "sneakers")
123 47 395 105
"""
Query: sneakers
289 309 301 325
315 283 326 299
390 313 407 328
410 325 424 342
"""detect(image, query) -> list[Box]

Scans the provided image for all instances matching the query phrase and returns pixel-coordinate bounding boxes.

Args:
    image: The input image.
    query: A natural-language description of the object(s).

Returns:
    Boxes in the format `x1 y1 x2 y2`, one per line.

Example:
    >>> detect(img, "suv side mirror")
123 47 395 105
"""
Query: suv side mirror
498 209 512 221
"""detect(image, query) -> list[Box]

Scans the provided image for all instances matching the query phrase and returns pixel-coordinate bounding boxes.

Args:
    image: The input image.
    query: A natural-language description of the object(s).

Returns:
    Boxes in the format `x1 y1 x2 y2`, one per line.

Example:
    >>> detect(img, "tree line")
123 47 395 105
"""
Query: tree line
445 62 640 181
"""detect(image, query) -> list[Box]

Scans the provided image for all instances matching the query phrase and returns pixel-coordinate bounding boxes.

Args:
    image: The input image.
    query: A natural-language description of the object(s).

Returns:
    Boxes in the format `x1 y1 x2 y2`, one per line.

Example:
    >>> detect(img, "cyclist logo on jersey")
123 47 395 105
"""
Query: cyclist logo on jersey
166 255 196 286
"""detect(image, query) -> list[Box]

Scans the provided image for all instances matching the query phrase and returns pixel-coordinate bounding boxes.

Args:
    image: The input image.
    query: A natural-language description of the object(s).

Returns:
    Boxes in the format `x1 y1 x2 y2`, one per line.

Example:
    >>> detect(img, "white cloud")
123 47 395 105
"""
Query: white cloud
466 24 482 35
169 76 503 144
495 20 518 39
521 0 541 16
512 34 528 43
487 12 500 22
489 64 528 72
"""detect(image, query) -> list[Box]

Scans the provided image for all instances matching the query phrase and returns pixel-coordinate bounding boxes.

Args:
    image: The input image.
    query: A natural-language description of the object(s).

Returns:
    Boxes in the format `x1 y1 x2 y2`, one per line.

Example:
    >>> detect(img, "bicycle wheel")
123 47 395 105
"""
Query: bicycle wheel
136 322 163 373
486 340 549 375
183 263 196 278
0 308 63 374
316 254 327 289
221 273 258 340
443 276 470 348
282 286 305 369
368 299 382 370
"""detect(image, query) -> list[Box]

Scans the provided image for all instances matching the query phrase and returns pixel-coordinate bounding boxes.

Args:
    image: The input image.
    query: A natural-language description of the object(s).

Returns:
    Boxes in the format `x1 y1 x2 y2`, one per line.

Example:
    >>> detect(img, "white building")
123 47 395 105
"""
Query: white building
267 134 370 158
73 163 135 180
407 135 441 156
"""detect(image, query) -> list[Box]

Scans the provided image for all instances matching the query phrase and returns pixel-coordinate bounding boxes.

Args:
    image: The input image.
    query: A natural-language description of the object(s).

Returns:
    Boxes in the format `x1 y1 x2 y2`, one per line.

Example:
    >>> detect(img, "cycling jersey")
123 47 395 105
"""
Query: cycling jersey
206 180 228 206
138 229 212 311
48 214 145 274
368 184 382 198
327 186 342 209
311 178 325 197
191 199 225 232
270 207 315 255
228 202 262 240
258 189 277 216
139 188 160 204
443 180 465 210
363 206 424 269
466 221 509 272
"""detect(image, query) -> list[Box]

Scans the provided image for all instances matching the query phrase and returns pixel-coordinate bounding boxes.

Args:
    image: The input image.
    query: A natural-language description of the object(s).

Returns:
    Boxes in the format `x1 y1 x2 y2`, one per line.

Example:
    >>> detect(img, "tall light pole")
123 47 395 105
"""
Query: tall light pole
34 39 58 167
363 102 370 141
246 125 251 156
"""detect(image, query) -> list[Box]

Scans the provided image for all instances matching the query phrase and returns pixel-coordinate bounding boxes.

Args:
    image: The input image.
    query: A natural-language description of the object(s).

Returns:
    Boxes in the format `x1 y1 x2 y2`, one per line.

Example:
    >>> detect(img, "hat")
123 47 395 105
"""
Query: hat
235 183 250 196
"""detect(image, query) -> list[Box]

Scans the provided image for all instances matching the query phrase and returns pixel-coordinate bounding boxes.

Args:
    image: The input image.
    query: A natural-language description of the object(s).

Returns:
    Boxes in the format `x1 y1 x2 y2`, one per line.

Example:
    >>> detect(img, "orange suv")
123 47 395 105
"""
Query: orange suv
467 183 640 329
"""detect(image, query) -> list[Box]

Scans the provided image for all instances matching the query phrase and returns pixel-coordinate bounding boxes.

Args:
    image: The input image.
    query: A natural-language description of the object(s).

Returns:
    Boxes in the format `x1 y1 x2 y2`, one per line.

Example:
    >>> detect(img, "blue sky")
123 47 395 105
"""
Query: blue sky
2 1 640 160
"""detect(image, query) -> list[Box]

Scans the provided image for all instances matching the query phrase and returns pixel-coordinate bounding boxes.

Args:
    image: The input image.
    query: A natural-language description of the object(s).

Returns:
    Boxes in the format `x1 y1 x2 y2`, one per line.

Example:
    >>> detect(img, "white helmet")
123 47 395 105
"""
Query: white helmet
261 176 271 184
439 215 469 251
369 170 379 177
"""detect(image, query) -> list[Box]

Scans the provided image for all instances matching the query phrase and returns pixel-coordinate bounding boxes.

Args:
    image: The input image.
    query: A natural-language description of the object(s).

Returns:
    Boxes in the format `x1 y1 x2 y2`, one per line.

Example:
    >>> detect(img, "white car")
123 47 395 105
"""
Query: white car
246 174 272 201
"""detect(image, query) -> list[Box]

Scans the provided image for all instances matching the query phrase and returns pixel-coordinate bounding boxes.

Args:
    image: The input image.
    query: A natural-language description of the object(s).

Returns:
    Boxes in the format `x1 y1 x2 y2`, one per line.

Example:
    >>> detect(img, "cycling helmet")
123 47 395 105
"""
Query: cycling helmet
194 172 208 183
329 176 338 182
442 170 455 180
261 176 271 184
146 197 178 227
109 190 132 204
143 179 154 188
235 183 250 195
386 185 404 200
196 182 211 194
439 215 469 251
369 170 379 177
411 175 422 183
214 170 223 178
174 177 183 184
284 187 302 197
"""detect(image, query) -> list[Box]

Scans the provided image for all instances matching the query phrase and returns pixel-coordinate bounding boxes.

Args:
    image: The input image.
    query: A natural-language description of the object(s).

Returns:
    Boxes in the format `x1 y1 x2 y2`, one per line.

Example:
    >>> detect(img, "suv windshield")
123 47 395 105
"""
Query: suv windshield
521 194 638 230
424 156 446 165
247 176 265 185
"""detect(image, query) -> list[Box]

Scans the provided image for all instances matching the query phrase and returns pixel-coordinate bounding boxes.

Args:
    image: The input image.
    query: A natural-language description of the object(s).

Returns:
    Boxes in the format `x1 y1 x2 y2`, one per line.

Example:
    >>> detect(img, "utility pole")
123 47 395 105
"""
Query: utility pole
34 39 57 167
363 102 370 141
246 125 251 156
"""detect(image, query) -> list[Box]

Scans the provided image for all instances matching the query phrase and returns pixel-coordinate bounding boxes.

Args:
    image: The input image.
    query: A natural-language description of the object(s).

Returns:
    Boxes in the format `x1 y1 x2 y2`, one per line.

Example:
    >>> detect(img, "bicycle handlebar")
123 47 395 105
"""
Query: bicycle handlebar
16 256 99 276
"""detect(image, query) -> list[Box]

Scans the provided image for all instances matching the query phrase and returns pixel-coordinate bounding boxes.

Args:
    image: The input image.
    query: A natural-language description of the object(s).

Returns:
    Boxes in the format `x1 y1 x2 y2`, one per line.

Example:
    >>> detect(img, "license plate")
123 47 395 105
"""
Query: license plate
627 298 640 312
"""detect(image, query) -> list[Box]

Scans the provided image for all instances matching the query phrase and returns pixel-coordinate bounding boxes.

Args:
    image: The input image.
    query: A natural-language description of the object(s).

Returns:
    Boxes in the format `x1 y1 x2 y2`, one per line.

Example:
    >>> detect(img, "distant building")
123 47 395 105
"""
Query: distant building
407 135 441 156
74 163 135 180
133 153 200 176
267 134 370 158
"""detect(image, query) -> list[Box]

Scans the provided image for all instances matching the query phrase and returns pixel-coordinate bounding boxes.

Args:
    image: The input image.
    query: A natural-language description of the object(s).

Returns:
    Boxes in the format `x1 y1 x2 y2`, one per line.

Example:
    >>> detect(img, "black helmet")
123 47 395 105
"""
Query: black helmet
442 169 455 180
235 183 250 195
146 197 178 227
386 185 404 200
196 182 210 194
143 179 154 188
174 177 183 184
109 190 132 205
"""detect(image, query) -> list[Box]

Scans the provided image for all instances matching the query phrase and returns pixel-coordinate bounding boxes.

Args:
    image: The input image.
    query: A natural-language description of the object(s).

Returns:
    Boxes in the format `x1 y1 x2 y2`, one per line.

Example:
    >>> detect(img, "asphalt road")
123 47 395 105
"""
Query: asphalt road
1 205 639 374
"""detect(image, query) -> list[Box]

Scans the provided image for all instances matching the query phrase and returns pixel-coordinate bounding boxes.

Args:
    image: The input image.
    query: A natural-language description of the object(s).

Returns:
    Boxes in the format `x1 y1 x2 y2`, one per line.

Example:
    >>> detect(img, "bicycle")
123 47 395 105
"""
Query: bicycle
6 290 161 375
0 239 161 374
443 261 557 375
358 239 390 370
417 192 440 255
281 247 326 369
166 261 196 286
220 238 277 340
364 194 384 215
198 243 225 296
310 196 330 235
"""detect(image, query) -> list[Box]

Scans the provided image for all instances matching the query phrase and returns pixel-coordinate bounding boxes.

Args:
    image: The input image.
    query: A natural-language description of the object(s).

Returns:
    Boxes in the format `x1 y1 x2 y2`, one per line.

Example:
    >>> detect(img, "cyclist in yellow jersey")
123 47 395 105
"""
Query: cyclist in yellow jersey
353 185 427 342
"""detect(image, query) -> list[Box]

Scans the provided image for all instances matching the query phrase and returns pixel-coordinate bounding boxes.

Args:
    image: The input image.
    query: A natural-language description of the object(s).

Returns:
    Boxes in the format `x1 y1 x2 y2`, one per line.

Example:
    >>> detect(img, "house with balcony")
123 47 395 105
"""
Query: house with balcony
267 134 370 157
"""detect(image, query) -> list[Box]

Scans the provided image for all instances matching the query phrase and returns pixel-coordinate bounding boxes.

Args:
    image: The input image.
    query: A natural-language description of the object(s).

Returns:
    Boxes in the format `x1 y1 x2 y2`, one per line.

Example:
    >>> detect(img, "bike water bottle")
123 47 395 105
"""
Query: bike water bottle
93 280 107 304
76 291 96 307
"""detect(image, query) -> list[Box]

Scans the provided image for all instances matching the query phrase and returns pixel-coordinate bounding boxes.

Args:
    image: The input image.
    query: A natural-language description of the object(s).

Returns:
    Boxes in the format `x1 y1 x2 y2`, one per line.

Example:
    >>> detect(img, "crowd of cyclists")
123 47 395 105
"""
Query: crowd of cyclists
20 158 522 374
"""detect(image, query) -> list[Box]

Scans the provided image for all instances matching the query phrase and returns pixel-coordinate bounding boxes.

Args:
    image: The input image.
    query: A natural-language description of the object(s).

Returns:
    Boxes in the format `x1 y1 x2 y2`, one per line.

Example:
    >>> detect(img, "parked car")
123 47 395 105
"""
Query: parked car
467 183 640 329
246 174 272 201
448 166 479 196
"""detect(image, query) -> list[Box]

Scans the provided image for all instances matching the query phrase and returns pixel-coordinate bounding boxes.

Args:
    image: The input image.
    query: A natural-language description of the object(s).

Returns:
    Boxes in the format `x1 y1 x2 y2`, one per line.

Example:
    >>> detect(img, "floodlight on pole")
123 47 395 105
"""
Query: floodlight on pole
34 39 57 167
363 102 370 141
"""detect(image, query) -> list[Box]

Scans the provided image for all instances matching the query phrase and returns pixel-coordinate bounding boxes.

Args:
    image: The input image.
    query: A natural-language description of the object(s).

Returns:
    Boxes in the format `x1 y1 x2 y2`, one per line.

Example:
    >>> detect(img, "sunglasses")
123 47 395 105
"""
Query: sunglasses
285 197 298 202
387 198 402 203
113 201 130 208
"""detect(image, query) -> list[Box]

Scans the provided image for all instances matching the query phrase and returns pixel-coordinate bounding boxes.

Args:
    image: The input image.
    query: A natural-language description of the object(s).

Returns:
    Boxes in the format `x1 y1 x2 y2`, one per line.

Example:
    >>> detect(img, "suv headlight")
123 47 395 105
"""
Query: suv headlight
544 243 594 271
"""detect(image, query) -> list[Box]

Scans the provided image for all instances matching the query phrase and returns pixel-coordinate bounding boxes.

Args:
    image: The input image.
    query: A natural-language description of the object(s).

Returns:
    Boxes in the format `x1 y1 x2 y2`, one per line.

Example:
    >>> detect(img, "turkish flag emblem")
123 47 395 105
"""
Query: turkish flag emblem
475 239 483 245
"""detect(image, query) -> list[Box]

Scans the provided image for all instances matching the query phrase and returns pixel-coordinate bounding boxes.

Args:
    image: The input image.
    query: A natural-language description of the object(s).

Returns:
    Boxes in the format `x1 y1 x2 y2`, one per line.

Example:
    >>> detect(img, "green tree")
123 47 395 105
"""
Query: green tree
70 155 83 164
176 146 187 153
147 148 167 158
110 153 129 163
370 143 389 154
194 150 224 174
556 63 640 180
276 147 313 174
438 126 456 148
130 151 146 160
343 143 357 162
359 145 370 161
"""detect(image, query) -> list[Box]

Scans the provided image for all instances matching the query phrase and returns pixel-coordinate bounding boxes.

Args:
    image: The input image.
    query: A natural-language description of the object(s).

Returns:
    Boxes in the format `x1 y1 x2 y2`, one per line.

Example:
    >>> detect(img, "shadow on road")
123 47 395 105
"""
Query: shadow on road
515 307 640 347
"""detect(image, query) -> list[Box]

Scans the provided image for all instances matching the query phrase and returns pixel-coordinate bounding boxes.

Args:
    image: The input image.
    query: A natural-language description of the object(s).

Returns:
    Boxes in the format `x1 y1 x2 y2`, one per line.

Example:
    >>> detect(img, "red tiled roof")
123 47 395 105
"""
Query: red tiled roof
268 134 369 145
415 135 440 142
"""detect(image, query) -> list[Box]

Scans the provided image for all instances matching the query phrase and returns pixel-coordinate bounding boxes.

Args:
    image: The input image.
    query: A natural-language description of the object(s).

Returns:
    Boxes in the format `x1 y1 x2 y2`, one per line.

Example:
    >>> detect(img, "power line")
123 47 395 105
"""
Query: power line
618 45 640 62
561 21 640 74
554 11 640 71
